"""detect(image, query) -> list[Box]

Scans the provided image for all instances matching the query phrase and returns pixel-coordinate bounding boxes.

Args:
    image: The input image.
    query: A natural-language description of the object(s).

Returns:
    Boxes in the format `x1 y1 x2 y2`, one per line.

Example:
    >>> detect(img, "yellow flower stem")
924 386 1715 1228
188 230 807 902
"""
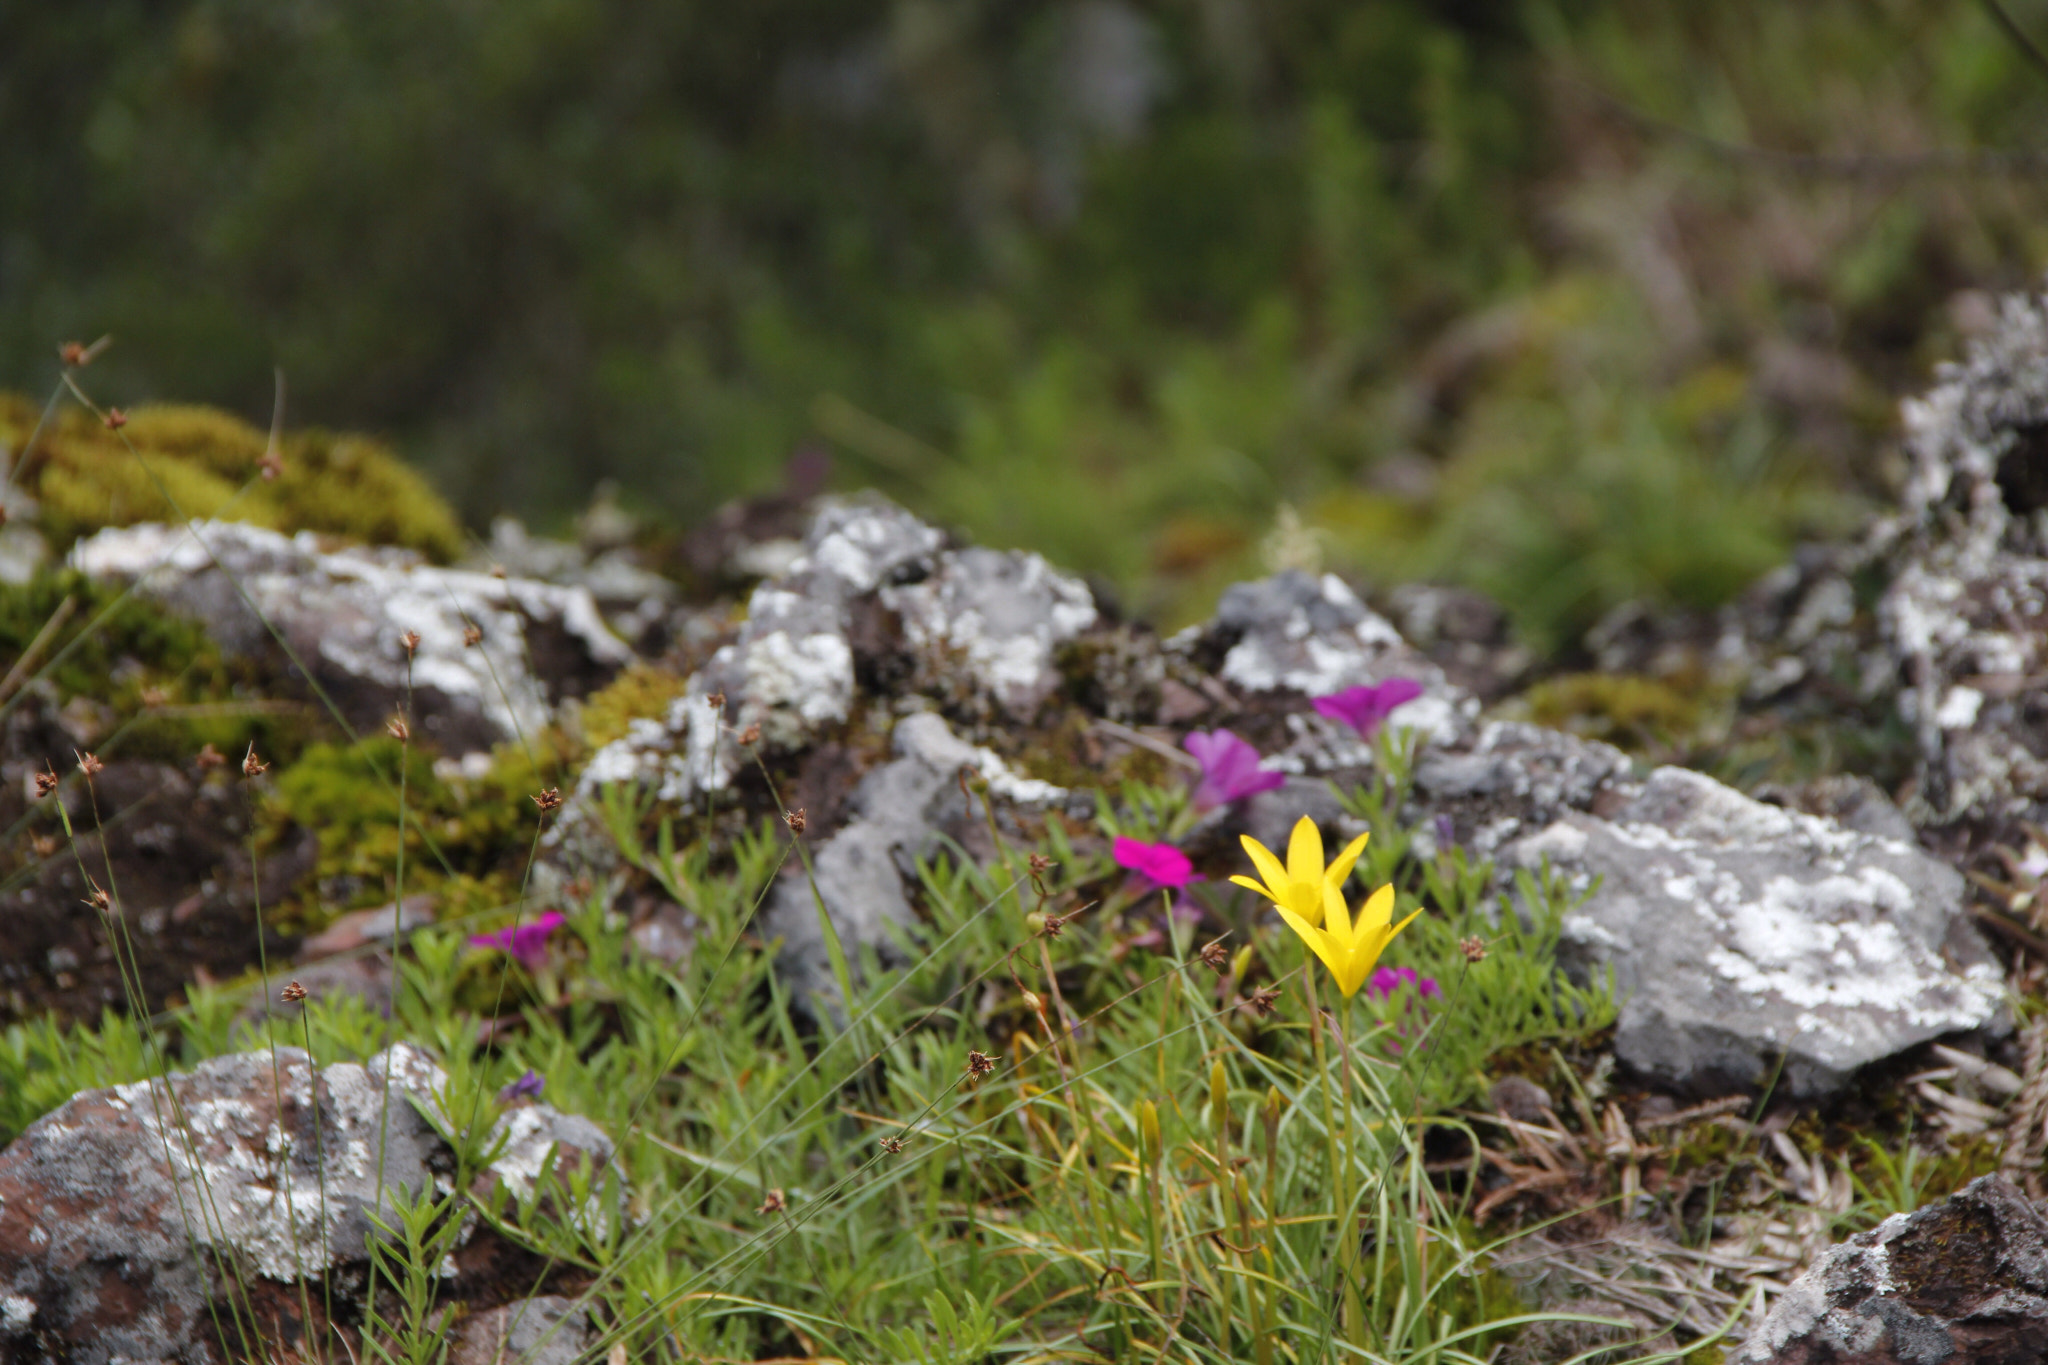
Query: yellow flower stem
1338 991 1366 1345
1299 951 1355 1341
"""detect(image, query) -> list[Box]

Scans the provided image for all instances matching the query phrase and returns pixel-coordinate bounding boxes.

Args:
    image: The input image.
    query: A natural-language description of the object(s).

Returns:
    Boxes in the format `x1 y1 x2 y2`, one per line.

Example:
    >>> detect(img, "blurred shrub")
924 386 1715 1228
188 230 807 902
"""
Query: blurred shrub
7 2 2048 642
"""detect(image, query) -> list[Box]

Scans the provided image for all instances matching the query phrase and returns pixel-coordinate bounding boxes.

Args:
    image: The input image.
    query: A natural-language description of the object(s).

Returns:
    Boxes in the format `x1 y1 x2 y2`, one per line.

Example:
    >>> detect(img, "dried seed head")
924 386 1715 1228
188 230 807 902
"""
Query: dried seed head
1243 985 1281 1018
1460 935 1488 964
60 341 88 367
139 686 168 708
195 743 226 771
400 631 421 656
879 1135 905 1155
706 692 726 711
243 743 268 777
532 787 563 813
1027 852 1054 877
258 450 284 482
33 770 59 799
30 833 57 858
784 807 806 835
966 1049 997 1079
280 980 308 1003
75 751 104 777
737 722 761 746
103 408 128 430
1199 938 1230 974
756 1188 787 1215
1037 912 1068 939
387 716 411 743
83 880 111 912
462 624 483 648
490 563 508 579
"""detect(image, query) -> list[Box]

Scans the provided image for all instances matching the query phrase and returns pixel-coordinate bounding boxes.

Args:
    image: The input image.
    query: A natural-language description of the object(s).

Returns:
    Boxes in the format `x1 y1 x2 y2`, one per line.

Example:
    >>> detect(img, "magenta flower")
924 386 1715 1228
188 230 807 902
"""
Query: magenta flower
1312 679 1425 741
1183 729 1286 810
497 1069 545 1104
1113 837 1205 891
469 910 566 971
1366 965 1440 1002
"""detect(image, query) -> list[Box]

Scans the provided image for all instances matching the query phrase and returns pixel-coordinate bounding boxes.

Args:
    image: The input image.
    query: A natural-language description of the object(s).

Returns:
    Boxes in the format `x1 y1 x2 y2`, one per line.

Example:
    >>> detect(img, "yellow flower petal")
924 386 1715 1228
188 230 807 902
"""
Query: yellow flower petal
1240 836 1288 896
1286 816 1325 889
1356 883 1397 932
1321 879 1352 940
1324 830 1371 889
1229 873 1277 903
1274 903 1344 983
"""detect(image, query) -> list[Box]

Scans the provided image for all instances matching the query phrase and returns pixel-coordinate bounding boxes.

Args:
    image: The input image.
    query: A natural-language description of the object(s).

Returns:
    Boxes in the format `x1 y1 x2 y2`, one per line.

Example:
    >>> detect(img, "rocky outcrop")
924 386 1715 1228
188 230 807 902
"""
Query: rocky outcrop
1737 1176 2048 1364
0 1044 614 1364
1511 766 2002 1097
761 710 1067 1007
69 521 633 754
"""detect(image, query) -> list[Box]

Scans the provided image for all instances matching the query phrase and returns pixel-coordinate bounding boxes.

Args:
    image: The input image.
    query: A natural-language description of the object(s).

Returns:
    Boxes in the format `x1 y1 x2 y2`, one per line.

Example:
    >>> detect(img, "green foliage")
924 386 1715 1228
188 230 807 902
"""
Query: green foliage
13 3 2046 638
0 393 463 559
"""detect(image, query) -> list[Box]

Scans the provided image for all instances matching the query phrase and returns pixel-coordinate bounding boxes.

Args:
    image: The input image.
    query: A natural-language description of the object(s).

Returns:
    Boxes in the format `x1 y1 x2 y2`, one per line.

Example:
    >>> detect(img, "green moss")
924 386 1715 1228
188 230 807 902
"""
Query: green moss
1 393 464 561
579 662 692 752
1522 672 1704 752
262 736 553 931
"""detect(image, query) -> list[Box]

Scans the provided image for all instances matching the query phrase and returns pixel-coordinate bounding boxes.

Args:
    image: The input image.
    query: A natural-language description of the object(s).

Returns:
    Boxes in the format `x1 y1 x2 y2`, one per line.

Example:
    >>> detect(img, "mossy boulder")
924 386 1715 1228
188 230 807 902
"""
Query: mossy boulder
0 393 463 560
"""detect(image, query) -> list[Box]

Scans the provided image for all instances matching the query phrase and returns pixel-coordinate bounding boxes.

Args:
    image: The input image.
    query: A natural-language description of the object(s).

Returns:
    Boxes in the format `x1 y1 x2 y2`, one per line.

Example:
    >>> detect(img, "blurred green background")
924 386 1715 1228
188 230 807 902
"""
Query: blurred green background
9 1 2048 646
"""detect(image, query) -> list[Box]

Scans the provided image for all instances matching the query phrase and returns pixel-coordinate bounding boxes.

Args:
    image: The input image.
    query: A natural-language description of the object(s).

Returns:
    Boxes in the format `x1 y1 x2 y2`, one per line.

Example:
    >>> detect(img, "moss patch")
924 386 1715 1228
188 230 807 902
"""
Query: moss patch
2 393 463 560
260 736 557 932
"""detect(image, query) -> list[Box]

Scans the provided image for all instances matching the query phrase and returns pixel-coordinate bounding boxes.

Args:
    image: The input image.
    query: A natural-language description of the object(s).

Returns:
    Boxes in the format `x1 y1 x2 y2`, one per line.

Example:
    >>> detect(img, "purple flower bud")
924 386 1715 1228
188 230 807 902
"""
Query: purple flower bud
1183 729 1286 810
497 1069 545 1104
1311 679 1425 741
469 910 567 971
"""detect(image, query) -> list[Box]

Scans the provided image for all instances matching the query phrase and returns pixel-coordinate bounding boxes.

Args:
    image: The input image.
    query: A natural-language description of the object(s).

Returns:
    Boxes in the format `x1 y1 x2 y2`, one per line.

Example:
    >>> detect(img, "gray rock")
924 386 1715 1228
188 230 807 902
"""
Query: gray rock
479 515 681 651
68 521 632 754
1736 1175 2048 1364
1191 570 1457 712
1506 766 2002 1097
0 1044 615 1364
448 1295 591 1365
549 496 1092 872
880 544 1097 717
1243 778 1360 859
761 711 1064 1009
1415 721 1634 858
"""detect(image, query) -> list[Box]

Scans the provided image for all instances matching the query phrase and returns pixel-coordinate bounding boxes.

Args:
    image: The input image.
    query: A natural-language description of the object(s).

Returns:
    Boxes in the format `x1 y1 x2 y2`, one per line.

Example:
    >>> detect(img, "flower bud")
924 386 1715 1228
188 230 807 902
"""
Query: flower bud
1136 1099 1162 1169
1210 1061 1229 1144
1020 989 1042 1015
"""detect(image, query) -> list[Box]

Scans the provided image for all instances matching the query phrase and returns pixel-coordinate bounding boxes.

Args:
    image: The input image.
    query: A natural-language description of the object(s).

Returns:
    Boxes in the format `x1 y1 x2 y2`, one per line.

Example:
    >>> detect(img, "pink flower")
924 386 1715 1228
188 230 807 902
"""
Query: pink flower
469 911 566 971
1312 679 1425 741
1183 729 1285 810
1113 837 1205 891
1366 965 1440 1002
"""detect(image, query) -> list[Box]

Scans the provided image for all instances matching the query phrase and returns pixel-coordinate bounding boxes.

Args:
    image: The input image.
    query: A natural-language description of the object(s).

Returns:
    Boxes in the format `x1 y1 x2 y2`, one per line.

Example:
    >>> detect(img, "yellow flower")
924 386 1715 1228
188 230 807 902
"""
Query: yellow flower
1231 816 1369 928
1275 881 1420 998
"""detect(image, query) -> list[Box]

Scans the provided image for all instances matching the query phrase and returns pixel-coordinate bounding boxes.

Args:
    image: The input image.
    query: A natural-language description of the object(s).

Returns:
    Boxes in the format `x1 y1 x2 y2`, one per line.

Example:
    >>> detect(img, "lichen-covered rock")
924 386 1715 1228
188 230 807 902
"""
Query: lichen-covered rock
0 1044 613 1364
1177 569 1461 723
69 521 632 754
478 515 686 654
549 496 1095 870
1416 721 1634 857
763 710 1066 1008
880 545 1097 717
1606 280 2048 837
1737 1176 2048 1364
1509 766 2002 1097
448 1295 592 1365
